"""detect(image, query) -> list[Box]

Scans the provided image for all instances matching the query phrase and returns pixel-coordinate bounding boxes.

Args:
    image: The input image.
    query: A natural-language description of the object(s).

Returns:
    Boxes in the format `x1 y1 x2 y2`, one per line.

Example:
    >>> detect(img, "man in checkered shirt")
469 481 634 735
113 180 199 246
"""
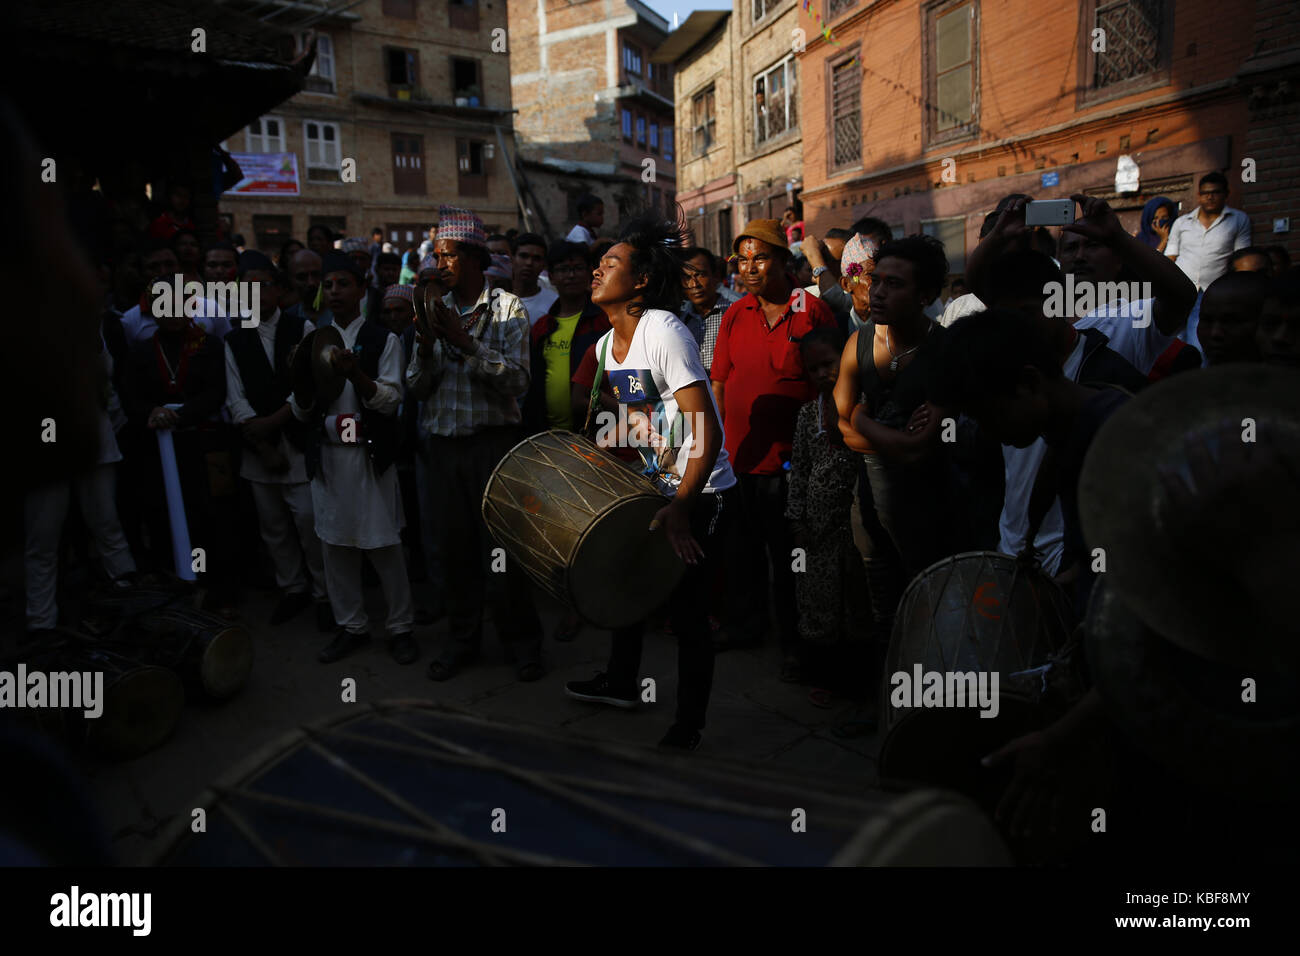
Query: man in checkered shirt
406 204 545 684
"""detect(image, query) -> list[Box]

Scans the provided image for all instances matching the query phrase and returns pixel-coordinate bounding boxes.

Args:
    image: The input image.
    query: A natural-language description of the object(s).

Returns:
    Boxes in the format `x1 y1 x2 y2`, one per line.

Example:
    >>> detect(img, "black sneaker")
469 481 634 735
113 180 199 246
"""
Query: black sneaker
564 672 638 709
318 629 370 663
658 724 701 751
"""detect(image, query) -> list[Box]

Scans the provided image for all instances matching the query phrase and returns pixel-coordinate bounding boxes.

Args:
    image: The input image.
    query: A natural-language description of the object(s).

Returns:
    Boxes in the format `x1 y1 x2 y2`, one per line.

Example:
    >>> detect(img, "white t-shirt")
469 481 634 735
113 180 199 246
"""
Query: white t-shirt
566 224 596 244
519 287 559 326
593 309 737 496
1074 298 1174 375
938 292 985 327
997 335 1088 574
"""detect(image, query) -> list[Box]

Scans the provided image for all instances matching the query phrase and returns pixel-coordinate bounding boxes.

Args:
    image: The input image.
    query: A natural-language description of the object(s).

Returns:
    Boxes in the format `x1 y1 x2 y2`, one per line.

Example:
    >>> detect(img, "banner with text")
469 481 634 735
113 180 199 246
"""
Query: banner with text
227 153 300 197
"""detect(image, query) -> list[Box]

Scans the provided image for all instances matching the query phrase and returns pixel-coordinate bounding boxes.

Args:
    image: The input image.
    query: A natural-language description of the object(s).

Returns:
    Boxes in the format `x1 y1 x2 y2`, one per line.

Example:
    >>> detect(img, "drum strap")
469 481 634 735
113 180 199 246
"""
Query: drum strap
581 335 610 437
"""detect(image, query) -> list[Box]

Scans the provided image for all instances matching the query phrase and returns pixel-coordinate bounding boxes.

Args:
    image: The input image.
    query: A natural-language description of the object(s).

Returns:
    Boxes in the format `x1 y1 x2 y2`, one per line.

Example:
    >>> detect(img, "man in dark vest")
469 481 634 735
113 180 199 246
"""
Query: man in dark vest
289 252 417 665
224 251 331 630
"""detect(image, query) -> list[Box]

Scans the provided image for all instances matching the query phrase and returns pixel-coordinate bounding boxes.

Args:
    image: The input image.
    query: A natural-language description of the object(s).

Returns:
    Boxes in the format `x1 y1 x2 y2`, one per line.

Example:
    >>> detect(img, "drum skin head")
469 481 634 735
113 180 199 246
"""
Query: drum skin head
1078 365 1300 671
570 496 684 629
200 626 254 700
881 550 1073 739
154 700 1013 866
131 608 254 701
483 430 685 630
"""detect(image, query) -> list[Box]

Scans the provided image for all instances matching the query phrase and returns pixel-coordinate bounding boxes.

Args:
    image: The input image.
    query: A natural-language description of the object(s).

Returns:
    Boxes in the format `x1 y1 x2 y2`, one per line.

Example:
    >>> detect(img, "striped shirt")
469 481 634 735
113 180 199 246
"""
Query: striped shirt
405 283 531 437
680 286 740 372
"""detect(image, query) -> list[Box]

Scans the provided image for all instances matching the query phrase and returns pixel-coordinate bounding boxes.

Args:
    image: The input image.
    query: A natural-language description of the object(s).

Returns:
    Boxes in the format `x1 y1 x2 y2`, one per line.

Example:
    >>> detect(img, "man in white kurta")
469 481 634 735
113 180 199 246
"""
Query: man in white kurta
290 253 416 664
224 252 330 630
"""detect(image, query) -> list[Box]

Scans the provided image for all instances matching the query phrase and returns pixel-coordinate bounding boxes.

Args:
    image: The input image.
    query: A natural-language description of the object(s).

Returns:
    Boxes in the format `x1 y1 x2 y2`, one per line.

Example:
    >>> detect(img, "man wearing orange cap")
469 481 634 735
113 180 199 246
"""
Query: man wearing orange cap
709 219 836 680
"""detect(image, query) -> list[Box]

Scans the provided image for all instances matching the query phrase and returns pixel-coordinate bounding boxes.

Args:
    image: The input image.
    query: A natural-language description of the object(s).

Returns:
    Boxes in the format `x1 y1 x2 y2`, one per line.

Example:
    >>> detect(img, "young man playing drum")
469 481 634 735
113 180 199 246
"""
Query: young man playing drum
290 252 417 665
564 212 738 751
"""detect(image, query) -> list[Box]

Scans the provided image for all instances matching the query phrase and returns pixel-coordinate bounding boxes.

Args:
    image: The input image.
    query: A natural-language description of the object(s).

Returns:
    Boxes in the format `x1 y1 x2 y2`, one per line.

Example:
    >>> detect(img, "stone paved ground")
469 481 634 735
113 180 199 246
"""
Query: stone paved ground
80 579 882 864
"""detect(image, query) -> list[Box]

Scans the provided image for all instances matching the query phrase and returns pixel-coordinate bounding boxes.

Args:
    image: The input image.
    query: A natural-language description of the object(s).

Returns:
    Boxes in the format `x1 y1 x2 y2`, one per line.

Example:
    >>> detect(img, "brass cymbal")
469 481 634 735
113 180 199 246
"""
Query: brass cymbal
1078 364 1300 671
290 329 318 410
413 282 439 340
310 324 347 407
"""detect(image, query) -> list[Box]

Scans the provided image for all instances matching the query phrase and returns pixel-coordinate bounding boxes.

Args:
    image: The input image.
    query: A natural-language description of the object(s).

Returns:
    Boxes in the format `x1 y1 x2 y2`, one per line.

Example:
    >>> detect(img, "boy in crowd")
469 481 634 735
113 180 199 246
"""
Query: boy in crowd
290 253 416 665
566 194 605 247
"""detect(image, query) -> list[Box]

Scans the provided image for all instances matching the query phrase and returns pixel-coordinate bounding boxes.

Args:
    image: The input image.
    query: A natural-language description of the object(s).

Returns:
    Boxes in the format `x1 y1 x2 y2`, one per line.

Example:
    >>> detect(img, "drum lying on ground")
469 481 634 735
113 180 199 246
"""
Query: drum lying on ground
155 700 1011 866
878 551 1075 789
124 607 253 701
79 584 189 633
18 641 185 760
482 430 684 629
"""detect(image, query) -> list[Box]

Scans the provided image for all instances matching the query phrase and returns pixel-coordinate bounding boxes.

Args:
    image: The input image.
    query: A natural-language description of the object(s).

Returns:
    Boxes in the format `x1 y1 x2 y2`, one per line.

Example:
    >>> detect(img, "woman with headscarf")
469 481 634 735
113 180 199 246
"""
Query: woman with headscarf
1136 196 1177 253
399 248 419 285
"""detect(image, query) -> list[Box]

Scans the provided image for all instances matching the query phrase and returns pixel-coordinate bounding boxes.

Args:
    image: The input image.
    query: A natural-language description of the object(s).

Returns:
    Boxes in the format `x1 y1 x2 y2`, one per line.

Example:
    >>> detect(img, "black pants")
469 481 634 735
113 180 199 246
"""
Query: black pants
725 474 798 649
860 455 955 630
607 486 734 731
395 460 425 580
427 426 542 662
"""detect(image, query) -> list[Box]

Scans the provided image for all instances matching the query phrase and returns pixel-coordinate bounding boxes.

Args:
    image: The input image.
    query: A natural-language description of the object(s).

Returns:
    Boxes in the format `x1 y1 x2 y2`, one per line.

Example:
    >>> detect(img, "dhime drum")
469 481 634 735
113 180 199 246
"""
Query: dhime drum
878 551 1079 798
482 430 684 629
20 640 185 759
79 584 186 625
154 700 1011 866
123 607 254 701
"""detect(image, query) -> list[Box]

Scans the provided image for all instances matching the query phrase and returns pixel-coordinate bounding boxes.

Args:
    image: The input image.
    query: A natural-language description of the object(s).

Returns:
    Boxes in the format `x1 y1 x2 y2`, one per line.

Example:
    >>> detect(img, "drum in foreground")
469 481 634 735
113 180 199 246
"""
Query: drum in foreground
482 430 684 629
125 607 253 701
155 701 1010 866
878 551 1076 794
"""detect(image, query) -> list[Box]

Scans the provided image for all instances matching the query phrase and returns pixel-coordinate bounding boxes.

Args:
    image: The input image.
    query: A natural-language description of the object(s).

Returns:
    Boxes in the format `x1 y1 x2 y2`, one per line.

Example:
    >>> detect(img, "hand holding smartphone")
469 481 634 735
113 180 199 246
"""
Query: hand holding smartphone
1024 199 1076 227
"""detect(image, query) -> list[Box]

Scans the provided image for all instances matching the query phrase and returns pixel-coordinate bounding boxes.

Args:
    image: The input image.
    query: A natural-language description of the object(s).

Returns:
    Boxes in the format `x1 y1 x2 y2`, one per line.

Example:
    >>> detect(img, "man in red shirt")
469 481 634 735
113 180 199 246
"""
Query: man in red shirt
710 219 836 677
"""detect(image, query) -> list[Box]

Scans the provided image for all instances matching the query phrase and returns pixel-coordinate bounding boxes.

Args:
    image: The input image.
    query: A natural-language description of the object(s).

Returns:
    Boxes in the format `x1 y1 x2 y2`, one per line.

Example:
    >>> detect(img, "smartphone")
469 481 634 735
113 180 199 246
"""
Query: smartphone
1025 199 1075 227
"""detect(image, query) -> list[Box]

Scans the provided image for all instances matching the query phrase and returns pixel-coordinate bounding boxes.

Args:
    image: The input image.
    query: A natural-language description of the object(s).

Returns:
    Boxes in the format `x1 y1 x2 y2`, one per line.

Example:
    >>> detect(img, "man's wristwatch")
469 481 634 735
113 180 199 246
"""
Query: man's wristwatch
811 266 828 279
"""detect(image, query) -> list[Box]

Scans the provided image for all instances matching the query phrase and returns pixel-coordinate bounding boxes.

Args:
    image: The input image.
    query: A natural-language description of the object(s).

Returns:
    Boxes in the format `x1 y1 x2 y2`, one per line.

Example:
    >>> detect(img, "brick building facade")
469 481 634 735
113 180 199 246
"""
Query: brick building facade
658 1 806 258
797 0 1283 277
508 0 676 241
1238 0 1300 260
221 0 520 259
656 12 735 251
